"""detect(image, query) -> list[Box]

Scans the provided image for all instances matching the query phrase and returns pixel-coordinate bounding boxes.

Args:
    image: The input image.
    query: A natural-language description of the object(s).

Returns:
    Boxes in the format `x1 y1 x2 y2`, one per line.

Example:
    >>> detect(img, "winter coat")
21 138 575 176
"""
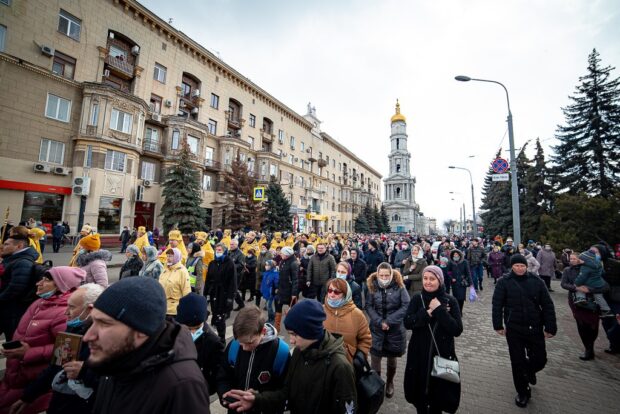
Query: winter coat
0 291 70 412
205 255 237 315
0 247 39 336
394 248 412 271
92 322 210 414
402 257 427 294
52 225 65 239
254 330 357 414
260 269 279 301
76 250 111 288
185 255 204 294
158 262 191 315
119 255 143 279
194 324 224 396
365 270 410 357
256 251 274 290
228 248 246 287
278 255 299 303
446 251 472 302
348 278 363 310
575 253 606 289
492 271 557 335
119 229 131 243
536 249 557 277
241 254 257 291
561 265 605 329
139 247 164 280
524 253 540 276
404 290 462 413
488 251 505 279
466 245 486 266
307 253 336 287
347 256 368 285
364 249 385 276
324 300 372 362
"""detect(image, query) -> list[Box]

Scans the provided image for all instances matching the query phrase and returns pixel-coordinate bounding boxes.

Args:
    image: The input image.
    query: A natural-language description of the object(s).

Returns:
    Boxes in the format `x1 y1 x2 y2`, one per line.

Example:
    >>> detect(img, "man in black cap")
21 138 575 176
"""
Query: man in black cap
492 254 557 408
83 277 210 413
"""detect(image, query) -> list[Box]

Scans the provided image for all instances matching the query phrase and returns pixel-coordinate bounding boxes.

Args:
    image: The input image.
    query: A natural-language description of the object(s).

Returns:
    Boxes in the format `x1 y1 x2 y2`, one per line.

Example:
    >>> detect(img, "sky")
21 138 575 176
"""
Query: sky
143 0 620 229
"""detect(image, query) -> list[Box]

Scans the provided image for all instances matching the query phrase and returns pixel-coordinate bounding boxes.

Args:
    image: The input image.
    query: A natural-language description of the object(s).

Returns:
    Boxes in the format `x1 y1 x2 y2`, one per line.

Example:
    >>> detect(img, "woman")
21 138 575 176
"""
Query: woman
340 249 351 262
0 266 86 414
404 266 462 414
119 244 143 279
185 242 204 294
447 249 472 312
323 278 372 363
158 248 191 317
75 233 111 288
521 249 540 276
241 248 257 302
487 245 505 284
335 261 363 309
402 244 428 296
139 246 164 280
366 262 410 398
561 252 604 360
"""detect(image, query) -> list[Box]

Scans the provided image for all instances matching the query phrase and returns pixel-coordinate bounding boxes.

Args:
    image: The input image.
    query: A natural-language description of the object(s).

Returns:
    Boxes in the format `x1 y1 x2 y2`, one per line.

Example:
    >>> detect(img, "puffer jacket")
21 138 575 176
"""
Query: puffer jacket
307 253 336 287
324 300 372 362
466 245 486 266
365 270 410 357
524 252 540 276
447 250 472 302
158 262 191 315
278 255 299 303
347 255 368 285
0 247 39 335
402 256 427 294
76 250 111 287
536 248 557 277
256 250 274 290
205 255 237 315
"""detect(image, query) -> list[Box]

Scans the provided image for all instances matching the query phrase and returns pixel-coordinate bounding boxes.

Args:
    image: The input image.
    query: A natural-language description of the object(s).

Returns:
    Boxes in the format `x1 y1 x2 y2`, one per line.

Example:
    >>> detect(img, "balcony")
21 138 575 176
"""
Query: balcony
105 55 134 79
260 129 274 143
143 139 161 153
226 112 244 130
256 149 281 160
307 152 317 162
204 159 222 171
317 158 328 168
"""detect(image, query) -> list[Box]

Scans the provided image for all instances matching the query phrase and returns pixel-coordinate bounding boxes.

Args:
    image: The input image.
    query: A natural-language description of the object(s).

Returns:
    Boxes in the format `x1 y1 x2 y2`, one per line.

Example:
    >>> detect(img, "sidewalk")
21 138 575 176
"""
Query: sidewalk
41 245 126 268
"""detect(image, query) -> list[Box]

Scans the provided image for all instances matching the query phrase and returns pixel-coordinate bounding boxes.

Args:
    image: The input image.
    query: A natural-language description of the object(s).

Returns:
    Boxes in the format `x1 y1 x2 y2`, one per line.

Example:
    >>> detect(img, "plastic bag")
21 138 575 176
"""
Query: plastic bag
468 286 478 302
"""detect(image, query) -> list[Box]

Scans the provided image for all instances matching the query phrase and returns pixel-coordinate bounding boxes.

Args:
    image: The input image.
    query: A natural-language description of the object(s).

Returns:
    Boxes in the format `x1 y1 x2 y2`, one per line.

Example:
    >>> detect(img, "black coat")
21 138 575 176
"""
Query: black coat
364 249 385 276
492 271 557 335
446 259 472 302
119 256 143 279
404 291 462 413
278 255 299 303
206 255 237 314
347 256 368 285
194 325 225 395
0 247 39 337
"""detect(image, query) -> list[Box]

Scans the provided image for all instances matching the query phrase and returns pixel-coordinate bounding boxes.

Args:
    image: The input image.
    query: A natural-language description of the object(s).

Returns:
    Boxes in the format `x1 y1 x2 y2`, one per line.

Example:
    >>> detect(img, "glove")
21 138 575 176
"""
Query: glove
402 275 409 280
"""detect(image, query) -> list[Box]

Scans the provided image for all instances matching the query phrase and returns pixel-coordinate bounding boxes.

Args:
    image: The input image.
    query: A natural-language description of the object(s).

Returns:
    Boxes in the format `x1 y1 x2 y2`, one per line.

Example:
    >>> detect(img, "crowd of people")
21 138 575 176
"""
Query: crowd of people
1 221 619 413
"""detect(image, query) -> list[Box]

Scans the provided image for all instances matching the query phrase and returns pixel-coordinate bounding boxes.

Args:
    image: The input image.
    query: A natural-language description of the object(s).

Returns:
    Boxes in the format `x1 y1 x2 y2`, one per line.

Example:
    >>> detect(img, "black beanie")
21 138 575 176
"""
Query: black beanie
93 277 166 336
510 254 528 267
175 293 208 326
284 300 325 341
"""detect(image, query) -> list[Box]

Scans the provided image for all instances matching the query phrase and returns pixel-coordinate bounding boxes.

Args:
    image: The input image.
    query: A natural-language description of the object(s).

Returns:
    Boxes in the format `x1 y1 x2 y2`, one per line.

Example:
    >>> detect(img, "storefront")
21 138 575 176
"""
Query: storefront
306 212 328 234
98 196 123 234
21 191 65 229
134 201 155 230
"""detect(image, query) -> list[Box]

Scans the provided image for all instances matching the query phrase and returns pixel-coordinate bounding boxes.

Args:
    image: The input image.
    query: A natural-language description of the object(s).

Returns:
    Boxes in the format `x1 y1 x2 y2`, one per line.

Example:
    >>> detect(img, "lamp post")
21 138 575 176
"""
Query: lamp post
449 167 478 239
449 192 466 237
455 75 520 245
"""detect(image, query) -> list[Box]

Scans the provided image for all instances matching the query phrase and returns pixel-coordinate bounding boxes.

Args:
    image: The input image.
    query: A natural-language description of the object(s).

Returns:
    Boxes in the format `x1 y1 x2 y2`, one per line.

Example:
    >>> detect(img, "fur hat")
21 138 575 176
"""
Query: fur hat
80 233 101 251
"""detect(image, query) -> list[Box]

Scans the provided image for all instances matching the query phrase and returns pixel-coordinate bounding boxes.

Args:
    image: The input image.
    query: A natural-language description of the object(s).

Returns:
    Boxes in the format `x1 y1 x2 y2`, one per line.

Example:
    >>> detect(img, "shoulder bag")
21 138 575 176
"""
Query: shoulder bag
354 350 385 414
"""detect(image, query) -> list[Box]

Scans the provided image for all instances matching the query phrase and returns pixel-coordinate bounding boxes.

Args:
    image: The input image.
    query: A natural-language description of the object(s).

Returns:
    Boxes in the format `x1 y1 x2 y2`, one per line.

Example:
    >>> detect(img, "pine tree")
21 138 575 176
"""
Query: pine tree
373 205 383 233
220 155 266 230
480 149 513 238
522 138 553 241
264 178 293 232
551 49 620 197
354 213 370 233
380 204 391 233
363 202 376 233
160 141 206 234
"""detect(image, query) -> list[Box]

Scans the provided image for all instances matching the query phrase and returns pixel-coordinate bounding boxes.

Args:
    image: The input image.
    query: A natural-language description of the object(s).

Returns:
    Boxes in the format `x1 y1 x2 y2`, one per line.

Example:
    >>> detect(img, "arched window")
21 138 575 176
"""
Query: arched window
396 164 401 173
393 214 400 222
395 187 401 198
396 139 399 149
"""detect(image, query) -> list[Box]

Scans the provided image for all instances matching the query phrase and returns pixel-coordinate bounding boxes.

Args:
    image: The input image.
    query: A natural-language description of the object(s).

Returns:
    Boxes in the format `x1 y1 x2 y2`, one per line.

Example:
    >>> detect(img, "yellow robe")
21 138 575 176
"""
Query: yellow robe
220 235 231 249
29 228 45 264
270 239 285 250
241 239 259 255
285 234 295 247
134 234 151 259
201 242 214 282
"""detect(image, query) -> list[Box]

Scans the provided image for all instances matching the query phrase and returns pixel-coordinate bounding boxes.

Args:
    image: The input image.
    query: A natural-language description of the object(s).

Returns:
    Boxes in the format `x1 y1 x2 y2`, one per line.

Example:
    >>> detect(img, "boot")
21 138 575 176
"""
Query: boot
579 347 595 360
385 364 396 398
274 312 282 333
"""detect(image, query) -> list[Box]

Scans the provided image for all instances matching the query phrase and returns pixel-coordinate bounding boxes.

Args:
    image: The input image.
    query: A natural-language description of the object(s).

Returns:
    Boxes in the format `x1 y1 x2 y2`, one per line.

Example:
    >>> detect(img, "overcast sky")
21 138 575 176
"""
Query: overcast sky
143 0 620 229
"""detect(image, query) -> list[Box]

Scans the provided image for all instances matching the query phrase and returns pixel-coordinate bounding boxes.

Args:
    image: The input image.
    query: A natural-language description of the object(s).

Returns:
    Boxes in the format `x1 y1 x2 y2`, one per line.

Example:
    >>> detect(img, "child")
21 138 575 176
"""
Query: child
260 260 279 324
574 250 613 317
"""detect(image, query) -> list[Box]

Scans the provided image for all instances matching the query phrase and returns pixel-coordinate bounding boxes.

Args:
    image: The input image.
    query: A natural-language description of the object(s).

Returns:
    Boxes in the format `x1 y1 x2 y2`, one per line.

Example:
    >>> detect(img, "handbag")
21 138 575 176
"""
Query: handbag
421 296 461 384
353 351 385 414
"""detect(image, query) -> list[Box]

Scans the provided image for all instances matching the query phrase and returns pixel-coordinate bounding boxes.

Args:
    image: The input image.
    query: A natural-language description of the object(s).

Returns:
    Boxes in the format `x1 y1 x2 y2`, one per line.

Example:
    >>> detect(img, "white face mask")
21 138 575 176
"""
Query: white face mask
378 277 392 288
336 272 348 280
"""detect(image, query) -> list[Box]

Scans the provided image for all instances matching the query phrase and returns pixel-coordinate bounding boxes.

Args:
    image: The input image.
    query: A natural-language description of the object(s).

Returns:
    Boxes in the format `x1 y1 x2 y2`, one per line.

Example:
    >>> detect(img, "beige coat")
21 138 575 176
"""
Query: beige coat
324 301 372 362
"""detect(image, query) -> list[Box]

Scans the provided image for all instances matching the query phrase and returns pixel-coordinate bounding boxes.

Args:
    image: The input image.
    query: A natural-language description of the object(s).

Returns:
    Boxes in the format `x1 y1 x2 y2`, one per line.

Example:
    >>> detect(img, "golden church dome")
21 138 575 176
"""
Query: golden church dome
391 99 406 123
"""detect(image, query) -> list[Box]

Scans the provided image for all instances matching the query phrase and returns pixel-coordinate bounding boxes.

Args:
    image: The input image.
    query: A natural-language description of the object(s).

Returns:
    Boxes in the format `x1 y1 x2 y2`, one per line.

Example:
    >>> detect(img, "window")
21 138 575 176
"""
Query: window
278 130 284 144
210 94 219 109
1 1 10 6
58 9 81 41
150 94 162 114
144 128 159 151
290 136 295 149
108 44 127 60
187 135 199 154
110 109 132 133
332 159 335 168
326 155 330 163
153 63 166 83
141 161 155 181
202 174 212 191
300 142 305 152
181 81 191 98
171 129 180 150
98 197 121 234
45 94 71 122
89 102 99 126
0 24 5 53
248 136 255 148
249 114 256 128
299 176 304 187
51 51 75 79
205 146 214 161
207 119 217 135
289 154 294 164
105 150 126 172
22 192 64 226
39 139 65 164
84 145 93 167
270 164 277 177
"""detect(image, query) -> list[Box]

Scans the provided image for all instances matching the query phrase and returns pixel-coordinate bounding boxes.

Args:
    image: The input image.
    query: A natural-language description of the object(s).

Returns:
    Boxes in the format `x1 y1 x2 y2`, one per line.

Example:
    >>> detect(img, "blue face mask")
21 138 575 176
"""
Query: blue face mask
191 326 204 342
327 298 345 308
67 309 88 328
595 254 602 262
38 290 55 299
215 253 223 259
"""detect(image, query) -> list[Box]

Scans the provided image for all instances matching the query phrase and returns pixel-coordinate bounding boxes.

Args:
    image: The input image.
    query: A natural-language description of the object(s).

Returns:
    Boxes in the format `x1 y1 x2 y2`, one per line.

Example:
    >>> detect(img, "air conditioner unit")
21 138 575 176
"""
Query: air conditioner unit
103 69 110 77
53 166 70 176
136 185 144 201
131 45 140 56
191 89 200 98
72 176 91 196
191 107 199 115
164 99 173 107
41 45 55 57
143 179 152 188
34 163 51 173
151 113 162 122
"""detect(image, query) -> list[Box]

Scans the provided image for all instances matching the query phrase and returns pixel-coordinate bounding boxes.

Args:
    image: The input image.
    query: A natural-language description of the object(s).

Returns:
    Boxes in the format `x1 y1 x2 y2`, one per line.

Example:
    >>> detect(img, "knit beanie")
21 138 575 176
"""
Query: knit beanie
510 254 528 267
284 300 326 341
369 240 379 250
175 293 208 326
47 266 86 293
281 246 294 257
424 265 444 286
93 277 166 336
80 233 101 251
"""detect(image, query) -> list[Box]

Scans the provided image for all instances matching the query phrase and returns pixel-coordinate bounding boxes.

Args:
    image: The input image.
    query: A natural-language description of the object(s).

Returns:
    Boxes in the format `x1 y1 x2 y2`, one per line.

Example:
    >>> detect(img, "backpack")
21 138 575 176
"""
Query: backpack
227 337 289 377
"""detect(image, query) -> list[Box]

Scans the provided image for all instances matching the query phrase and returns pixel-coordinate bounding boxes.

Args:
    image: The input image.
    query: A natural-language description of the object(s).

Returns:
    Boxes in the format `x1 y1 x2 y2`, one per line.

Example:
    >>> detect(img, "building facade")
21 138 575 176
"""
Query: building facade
0 0 381 238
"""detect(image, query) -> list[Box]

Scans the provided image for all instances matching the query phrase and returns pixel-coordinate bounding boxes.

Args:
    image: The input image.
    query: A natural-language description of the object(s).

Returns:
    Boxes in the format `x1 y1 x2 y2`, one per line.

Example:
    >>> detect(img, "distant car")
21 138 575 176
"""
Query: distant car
431 241 442 261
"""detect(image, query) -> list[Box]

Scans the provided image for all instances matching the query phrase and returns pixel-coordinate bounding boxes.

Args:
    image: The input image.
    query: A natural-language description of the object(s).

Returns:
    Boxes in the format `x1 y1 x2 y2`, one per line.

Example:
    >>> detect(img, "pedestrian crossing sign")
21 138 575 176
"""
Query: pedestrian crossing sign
253 187 265 201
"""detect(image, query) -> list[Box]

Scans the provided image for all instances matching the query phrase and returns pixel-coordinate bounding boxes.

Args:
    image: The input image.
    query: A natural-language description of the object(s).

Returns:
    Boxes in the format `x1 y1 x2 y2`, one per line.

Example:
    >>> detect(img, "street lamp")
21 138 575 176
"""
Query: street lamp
455 75 520 245
448 167 478 239
449 192 466 237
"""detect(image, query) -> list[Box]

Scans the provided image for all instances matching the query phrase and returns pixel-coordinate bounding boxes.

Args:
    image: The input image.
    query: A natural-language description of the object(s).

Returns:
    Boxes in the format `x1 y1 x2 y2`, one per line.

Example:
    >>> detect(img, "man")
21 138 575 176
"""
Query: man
536 244 557 292
158 230 188 264
36 221 47 253
133 226 150 258
119 226 131 253
52 221 65 253
83 277 210 413
307 242 336 303
394 241 411 273
0 235 39 340
205 243 237 341
364 239 385 278
501 237 515 255
466 238 487 291
225 300 357 414
274 246 299 332
240 231 259 255
492 254 557 408
228 238 246 311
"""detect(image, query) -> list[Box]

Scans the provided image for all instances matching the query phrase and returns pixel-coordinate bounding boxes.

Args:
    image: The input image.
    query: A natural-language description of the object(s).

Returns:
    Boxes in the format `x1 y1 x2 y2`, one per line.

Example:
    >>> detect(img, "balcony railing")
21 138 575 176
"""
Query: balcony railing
144 139 160 153
204 159 222 170
260 129 274 142
105 55 134 79
226 112 244 130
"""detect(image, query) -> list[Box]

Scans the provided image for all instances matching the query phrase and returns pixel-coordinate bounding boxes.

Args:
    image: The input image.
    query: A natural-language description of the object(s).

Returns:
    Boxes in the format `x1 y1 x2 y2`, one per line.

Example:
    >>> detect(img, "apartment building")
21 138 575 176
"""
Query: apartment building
0 0 381 238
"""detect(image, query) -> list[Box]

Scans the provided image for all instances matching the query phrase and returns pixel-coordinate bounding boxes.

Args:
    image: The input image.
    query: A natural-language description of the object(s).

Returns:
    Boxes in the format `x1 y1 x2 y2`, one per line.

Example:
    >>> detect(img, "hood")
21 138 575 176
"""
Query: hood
260 323 279 343
366 269 405 294
449 249 464 263
3 246 39 264
301 330 346 362
144 246 159 262
579 250 599 269
76 249 113 267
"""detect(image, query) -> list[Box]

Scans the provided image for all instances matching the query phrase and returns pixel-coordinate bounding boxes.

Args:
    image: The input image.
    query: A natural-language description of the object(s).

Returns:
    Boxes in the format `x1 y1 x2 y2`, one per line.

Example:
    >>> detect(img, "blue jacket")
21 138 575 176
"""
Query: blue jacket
575 251 606 289
261 269 280 301
52 224 65 239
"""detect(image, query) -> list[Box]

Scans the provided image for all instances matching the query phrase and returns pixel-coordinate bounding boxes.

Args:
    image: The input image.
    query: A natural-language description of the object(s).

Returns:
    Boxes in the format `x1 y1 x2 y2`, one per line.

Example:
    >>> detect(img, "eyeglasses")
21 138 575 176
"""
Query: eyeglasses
327 288 342 295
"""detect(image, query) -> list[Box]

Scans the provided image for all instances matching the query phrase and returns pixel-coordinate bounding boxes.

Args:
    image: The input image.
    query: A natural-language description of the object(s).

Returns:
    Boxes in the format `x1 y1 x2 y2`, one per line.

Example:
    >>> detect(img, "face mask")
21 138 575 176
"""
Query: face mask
215 253 223 259
265 266 271 271
79 249 87 255
378 278 392 288
595 254 602 262
336 272 348 279
453 256 461 262
191 326 204 342
67 309 88 328
261 249 267 254
327 298 345 308
38 290 55 299
167 261 174 266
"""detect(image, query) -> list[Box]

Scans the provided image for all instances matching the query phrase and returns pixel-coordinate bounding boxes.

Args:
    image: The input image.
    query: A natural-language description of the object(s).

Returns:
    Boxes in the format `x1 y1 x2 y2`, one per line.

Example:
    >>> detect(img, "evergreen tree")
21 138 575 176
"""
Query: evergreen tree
264 178 293 232
551 49 620 197
480 150 513 238
380 205 391 233
363 202 376 233
373 205 383 233
160 141 206 234
522 138 553 241
354 212 370 233
220 155 266 230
